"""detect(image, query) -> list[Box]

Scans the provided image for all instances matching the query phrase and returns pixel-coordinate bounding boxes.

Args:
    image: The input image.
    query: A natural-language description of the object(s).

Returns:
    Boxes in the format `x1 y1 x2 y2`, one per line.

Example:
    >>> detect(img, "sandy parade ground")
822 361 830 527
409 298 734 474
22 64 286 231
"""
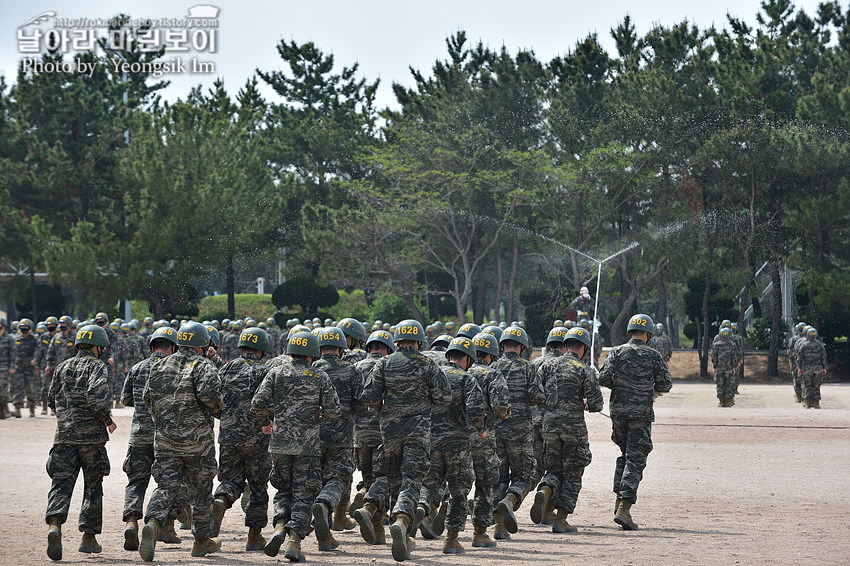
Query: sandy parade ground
1 381 848 566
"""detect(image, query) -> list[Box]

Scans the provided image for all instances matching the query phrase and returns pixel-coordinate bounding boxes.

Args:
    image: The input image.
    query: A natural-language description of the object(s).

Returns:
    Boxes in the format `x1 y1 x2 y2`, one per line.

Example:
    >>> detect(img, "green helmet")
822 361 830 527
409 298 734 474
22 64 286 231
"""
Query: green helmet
0 317 6 328
36 322 46 334
553 319 564 327
394 319 425 342
456 323 481 339
290 324 311 334
143 316 153 327
517 321 526 329
488 320 498 326
177 321 209 348
564 320 575 329
210 319 220 330
266 317 276 327
806 327 818 339
338 318 368 343
546 327 568 346
481 325 503 341
206 326 221 348
579 318 590 330
75 324 110 348
431 334 452 349
795 322 806 335
730 322 738 332
366 330 396 352
286 331 320 357
655 323 664 335
19 318 34 329
445 321 456 333
472 332 499 357
109 321 120 331
245 319 257 328
719 327 732 340
311 327 322 337
389 325 397 334
500 325 529 348
222 318 231 329
149 326 179 347
382 323 391 331
120 323 130 334
59 315 73 327
95 312 108 324
170 319 180 329
425 324 435 336
258 322 267 330
446 336 477 362
318 327 348 350
433 320 443 331
239 327 270 351
627 314 655 335
45 316 59 327
323 318 333 327
371 323 381 331
720 319 732 328
566 327 592 350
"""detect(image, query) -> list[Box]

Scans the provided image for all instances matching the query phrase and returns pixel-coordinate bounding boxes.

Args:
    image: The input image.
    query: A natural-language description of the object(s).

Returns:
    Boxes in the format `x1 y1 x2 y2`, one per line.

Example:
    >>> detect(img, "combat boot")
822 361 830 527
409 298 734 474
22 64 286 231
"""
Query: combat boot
331 501 356 531
284 529 305 562
263 522 287 557
492 511 510 540
311 501 332 543
552 508 578 533
794 392 802 403
348 487 366 514
317 531 339 552
29 401 36 417
139 518 159 562
443 529 465 554
542 506 557 525
530 485 552 524
246 527 266 551
801 397 810 408
177 504 192 530
432 499 448 535
79 532 102 553
418 503 438 539
408 504 427 536
41 400 48 415
211 496 230 537
46 515 62 561
190 536 221 557
124 514 140 551
497 493 519 534
13 404 22 418
811 398 820 409
471 523 496 547
728 397 735 407
353 502 377 544
157 518 181 543
372 516 386 545
0 404 7 419
390 513 413 562
614 500 638 531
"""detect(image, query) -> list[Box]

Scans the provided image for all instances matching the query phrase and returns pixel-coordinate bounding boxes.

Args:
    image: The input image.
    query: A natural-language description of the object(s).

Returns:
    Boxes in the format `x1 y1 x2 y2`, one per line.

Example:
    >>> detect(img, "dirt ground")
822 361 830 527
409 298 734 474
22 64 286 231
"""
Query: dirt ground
1 382 848 566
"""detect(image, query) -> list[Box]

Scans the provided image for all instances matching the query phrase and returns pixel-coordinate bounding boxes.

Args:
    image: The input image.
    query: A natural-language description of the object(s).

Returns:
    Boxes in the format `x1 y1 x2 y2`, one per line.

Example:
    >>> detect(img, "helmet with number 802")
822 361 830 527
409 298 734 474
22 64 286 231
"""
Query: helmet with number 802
177 321 209 348
318 327 348 350
627 314 655 335
394 319 425 342
286 331 320 357
239 327 270 351
75 324 110 348
472 332 499 357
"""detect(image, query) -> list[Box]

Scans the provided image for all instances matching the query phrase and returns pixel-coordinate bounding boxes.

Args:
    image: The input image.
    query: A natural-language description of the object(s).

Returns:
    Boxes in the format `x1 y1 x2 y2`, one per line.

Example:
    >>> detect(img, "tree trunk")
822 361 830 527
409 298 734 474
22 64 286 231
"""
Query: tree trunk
29 253 38 322
768 261 781 376
226 252 236 319
472 285 486 325
495 250 504 323
506 230 518 322
655 266 667 333
700 268 711 378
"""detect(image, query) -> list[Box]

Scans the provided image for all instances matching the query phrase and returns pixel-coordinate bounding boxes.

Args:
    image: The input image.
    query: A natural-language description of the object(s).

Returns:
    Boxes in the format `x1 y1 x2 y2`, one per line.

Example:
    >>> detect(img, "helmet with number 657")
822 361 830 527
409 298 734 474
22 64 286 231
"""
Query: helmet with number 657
177 321 209 348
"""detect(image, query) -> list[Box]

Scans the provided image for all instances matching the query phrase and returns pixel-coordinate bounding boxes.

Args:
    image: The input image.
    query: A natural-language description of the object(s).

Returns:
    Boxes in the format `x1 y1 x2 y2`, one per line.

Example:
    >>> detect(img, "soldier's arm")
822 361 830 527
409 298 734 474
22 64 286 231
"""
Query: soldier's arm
46 336 57 367
121 365 136 407
350 365 367 415
195 363 223 413
428 362 452 408
654 353 673 393
528 363 545 406
489 369 511 419
320 371 342 421
47 363 60 410
584 366 604 412
87 362 115 428
540 362 557 410
464 373 488 435
362 360 385 412
597 350 615 388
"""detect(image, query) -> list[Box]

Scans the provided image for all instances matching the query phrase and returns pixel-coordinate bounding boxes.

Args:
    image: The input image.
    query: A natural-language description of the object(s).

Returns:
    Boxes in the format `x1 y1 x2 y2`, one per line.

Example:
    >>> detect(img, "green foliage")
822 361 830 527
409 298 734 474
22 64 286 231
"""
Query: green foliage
327 290 371 322
271 276 339 315
750 315 787 350
369 291 413 324
518 284 552 346
14 284 66 319
197 294 276 322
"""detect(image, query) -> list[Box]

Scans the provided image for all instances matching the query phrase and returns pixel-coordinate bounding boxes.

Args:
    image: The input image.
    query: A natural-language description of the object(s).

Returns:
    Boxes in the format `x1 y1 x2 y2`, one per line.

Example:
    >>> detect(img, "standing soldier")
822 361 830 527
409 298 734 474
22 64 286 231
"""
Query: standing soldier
0 317 16 419
788 322 806 402
92 313 118 406
138 322 223 561
338 317 368 364
221 320 241 363
648 323 673 364
796 327 828 408
532 327 603 533
598 314 672 531
570 286 594 318
711 328 740 407
251 331 341 563
266 317 281 357
45 317 78 389
140 317 154 339
121 326 181 552
37 317 58 414
12 317 39 417
730 322 744 393
490 325 544 540
210 327 271 550
422 334 452 366
359 320 451 562
466 332 510 547
45 324 117 560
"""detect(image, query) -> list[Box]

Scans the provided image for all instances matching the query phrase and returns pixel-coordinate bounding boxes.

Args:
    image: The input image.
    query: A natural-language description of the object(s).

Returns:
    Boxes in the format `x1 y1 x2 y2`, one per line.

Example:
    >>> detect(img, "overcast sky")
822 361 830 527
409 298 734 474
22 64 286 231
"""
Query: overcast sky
1 0 832 109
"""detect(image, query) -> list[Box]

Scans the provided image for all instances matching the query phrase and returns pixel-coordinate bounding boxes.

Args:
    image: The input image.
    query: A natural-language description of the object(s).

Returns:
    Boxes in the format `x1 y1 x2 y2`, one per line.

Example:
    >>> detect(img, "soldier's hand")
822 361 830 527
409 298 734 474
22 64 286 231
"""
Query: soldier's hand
822 369 827 375
7 368 14 375
30 359 37 366
583 400 589 411
108 422 117 434
262 424 273 435
478 430 487 438
45 366 51 374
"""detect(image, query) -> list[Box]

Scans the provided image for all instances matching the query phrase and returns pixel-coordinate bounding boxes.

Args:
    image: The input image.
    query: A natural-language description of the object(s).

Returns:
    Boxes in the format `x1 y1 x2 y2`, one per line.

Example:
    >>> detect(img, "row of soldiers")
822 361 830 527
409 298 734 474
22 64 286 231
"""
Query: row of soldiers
710 320 744 407
42 310 672 563
787 322 828 408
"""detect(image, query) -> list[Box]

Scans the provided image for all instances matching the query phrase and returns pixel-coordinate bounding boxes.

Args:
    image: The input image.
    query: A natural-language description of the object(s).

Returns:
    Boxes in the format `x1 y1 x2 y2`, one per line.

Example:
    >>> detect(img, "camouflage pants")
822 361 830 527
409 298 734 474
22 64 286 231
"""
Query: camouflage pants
715 370 735 399
11 362 37 406
419 442 474 532
0 369 10 403
215 445 271 528
269 454 322 539
792 370 802 396
531 423 546 488
39 370 51 403
470 434 500 527
145 452 217 539
364 445 390 515
355 444 381 491
493 423 535 504
123 443 155 521
45 444 110 534
316 446 355 511
112 370 125 401
385 436 430 521
540 428 592 513
611 418 653 504
801 371 823 401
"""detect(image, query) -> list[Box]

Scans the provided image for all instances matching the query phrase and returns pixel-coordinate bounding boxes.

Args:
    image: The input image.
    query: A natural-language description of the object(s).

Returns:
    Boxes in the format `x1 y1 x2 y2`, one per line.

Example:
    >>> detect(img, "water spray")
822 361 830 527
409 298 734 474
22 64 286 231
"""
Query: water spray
587 242 639 369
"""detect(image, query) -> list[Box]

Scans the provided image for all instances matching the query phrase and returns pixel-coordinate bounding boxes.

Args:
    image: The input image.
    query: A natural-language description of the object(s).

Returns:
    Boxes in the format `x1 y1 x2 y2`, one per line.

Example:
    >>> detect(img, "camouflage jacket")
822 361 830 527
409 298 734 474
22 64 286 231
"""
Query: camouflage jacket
251 357 341 456
0 331 16 372
539 351 603 431
121 352 167 446
468 362 511 433
796 339 827 373
787 334 801 368
267 328 281 357
648 335 672 362
143 346 222 457
598 338 672 422
47 330 77 369
218 352 269 447
354 353 383 446
130 334 148 367
48 349 114 445
491 351 544 432
342 348 367 364
100 325 118 364
264 353 293 371
14 331 37 364
35 332 52 367
362 345 451 441
432 361 487 448
314 353 364 448
532 350 560 426
570 295 594 314
710 339 739 372
422 347 449 367
221 331 238 362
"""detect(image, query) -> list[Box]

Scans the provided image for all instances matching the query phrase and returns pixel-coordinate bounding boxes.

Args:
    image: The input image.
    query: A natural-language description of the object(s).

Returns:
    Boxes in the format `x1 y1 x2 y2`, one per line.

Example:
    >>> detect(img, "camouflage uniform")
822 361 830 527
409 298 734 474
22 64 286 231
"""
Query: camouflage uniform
530 350 559 489
362 345 451 521
45 350 114 533
121 352 167 521
264 353 293 372
214 352 271 528
537 351 603 513
143 347 222 539
12 330 38 407
313 353 364 511
796 338 827 402
342 348 367 364
0 330 16 406
598 338 672 503
114 335 130 401
787 333 802 397
419 362 487 532
251 357 341 538
648 335 672 363
99 325 118 398
570 295 594 315
354 354 384 492
491 351 544 505
266 327 281 357
710 338 739 401
221 331 238 363
422 346 449 367
36 331 52 405
467 362 510 528
47 330 77 371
